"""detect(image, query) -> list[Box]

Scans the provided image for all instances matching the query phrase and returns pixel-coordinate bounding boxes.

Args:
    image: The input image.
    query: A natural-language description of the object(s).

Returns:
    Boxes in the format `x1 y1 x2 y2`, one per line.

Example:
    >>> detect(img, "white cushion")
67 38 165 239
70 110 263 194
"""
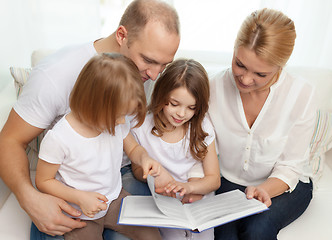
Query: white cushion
309 110 332 183
278 154 332 239
31 49 54 67
0 193 31 240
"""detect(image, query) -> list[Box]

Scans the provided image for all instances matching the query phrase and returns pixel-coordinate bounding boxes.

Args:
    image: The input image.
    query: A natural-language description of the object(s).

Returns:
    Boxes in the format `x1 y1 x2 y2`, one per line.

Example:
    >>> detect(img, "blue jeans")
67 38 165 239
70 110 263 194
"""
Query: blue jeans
31 165 150 240
30 222 127 240
120 164 151 196
214 177 313 240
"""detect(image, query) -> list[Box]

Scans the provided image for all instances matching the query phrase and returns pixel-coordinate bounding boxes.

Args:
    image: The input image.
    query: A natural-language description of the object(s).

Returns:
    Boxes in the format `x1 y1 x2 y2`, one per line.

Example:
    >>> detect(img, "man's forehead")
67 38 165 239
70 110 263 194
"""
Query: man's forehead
135 21 179 64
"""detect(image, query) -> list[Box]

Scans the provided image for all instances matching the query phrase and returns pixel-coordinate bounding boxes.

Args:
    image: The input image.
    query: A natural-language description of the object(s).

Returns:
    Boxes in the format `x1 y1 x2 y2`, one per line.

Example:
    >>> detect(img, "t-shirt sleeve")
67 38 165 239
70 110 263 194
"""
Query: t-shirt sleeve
121 117 131 139
202 115 216 146
38 130 66 165
14 69 62 129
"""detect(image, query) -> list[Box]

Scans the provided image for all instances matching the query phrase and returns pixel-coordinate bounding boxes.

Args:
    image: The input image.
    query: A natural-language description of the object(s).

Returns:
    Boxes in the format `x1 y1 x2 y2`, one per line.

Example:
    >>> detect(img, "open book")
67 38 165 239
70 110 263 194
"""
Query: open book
118 175 268 232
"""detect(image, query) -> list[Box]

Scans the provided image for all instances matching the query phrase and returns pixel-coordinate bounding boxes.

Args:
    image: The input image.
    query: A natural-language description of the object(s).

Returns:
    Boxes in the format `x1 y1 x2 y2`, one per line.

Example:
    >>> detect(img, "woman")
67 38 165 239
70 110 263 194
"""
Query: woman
208 8 317 239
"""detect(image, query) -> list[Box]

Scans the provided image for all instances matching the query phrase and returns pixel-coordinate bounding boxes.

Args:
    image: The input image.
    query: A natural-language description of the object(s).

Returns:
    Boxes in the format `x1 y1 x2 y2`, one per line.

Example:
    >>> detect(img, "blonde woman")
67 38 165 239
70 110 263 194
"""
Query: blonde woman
208 9 317 239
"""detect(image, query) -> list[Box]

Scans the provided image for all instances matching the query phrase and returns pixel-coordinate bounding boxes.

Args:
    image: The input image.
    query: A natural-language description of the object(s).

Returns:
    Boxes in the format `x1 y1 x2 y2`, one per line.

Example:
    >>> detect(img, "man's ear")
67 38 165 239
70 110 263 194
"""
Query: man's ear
116 25 128 46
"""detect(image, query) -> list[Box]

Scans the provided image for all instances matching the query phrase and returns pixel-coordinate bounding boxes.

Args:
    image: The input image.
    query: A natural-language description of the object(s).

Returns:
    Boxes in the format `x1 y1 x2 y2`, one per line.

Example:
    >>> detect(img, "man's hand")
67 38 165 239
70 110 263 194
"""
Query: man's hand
23 190 86 236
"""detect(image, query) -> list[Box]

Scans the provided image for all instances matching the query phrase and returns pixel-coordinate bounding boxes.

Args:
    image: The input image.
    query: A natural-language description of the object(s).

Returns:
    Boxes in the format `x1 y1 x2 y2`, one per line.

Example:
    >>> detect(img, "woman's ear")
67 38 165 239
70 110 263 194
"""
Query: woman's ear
116 25 128 46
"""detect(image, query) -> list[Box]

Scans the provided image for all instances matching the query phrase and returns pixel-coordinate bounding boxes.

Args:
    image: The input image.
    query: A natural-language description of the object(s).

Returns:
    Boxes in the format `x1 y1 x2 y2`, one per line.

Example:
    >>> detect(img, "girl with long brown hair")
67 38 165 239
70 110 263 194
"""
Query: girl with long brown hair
131 58 220 240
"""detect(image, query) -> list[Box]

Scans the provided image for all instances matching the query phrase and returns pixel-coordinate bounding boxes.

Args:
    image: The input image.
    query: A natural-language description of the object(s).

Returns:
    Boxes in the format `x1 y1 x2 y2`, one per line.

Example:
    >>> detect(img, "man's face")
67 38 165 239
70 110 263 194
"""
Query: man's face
120 21 180 82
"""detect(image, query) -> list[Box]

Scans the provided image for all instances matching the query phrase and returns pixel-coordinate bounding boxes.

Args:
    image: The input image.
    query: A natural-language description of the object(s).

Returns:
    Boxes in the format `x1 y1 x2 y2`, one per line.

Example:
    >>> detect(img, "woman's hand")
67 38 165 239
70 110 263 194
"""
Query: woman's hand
245 186 272 207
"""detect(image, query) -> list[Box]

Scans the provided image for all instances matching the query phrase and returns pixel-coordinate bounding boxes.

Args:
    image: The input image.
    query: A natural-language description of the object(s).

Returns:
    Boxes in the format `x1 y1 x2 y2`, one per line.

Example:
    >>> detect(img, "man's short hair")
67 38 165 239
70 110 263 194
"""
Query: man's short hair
119 0 180 46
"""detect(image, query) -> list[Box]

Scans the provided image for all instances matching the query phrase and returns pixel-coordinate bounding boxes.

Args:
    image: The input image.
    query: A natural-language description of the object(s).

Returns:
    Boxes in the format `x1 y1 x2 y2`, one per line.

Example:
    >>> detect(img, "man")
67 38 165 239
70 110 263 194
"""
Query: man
0 0 180 238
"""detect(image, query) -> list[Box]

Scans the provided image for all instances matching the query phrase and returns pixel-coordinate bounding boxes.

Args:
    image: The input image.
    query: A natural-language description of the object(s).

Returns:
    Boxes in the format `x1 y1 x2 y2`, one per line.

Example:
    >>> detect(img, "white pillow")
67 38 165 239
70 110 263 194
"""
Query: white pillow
309 110 332 182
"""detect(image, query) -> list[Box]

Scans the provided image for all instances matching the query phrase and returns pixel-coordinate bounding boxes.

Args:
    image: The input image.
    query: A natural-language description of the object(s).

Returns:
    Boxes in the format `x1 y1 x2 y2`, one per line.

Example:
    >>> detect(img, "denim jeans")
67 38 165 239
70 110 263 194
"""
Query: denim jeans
30 223 127 240
31 164 150 240
30 223 64 240
120 164 151 196
214 177 313 240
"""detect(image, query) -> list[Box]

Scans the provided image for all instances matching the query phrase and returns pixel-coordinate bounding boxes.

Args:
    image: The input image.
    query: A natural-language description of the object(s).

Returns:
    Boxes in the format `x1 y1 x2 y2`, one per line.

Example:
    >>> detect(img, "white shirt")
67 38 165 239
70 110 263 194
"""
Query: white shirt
131 113 215 182
39 115 130 220
208 68 317 191
14 42 97 129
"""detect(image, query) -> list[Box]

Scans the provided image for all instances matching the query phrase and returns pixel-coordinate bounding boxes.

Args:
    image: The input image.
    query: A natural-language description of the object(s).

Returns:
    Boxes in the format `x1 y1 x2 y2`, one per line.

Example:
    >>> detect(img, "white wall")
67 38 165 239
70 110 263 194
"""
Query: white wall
0 0 101 89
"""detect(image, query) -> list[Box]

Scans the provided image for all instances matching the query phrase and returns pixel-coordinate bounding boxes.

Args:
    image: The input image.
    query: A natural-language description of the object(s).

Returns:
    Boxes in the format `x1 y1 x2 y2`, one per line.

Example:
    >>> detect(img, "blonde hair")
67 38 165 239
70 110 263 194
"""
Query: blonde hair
70 53 146 135
235 8 296 68
119 0 180 46
149 59 210 160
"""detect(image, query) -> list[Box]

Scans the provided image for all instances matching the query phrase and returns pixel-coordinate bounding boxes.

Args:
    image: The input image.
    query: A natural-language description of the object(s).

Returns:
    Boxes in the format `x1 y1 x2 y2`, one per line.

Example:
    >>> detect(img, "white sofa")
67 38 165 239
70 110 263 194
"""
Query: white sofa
0 51 331 240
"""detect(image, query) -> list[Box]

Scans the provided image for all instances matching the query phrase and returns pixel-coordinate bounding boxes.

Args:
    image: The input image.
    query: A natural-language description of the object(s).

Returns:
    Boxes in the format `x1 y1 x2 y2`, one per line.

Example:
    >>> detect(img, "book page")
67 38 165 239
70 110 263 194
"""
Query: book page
185 189 268 231
147 175 188 221
119 196 190 229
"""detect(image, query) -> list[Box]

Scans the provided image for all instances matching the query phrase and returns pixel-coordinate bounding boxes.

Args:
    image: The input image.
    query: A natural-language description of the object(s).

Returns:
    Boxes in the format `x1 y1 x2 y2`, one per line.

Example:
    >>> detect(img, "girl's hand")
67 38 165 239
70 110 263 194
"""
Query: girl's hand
141 157 161 179
77 191 108 218
154 167 176 198
181 193 204 204
245 186 272 207
165 181 192 196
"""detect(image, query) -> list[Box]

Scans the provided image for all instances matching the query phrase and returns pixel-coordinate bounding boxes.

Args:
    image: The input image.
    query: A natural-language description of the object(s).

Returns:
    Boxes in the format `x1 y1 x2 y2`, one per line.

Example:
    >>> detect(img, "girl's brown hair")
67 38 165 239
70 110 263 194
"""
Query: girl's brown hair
149 59 210 160
70 53 146 135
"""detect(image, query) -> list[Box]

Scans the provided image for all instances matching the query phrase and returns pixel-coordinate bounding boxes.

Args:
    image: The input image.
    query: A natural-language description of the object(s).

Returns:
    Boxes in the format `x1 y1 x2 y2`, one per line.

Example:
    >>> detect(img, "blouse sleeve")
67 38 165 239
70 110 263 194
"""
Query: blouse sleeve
269 80 317 191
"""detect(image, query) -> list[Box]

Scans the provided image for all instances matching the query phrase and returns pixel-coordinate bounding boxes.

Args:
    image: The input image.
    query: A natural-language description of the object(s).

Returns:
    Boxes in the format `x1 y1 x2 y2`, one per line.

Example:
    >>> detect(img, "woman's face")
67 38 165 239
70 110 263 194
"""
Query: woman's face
232 46 280 94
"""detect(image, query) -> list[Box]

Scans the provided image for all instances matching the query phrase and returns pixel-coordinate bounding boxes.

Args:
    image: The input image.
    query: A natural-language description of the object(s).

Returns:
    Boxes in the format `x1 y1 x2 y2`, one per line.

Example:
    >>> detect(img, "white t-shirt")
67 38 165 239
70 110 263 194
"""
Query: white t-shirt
208 68 317 191
39 115 130 220
14 42 97 129
131 113 215 182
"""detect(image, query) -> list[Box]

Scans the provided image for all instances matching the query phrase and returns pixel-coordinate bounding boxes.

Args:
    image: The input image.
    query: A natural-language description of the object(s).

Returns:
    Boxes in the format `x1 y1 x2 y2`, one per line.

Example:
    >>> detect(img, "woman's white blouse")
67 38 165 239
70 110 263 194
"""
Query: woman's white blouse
208 68 317 191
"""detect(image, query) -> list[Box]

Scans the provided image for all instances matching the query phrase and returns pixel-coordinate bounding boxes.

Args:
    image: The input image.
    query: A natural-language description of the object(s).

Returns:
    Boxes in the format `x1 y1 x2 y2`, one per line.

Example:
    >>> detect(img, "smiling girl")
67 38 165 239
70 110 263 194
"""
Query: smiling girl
130 58 220 240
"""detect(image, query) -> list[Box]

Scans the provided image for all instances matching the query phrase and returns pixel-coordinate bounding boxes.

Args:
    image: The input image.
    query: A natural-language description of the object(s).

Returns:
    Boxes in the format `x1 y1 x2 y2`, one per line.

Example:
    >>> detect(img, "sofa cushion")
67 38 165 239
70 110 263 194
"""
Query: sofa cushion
309 110 332 182
285 66 332 184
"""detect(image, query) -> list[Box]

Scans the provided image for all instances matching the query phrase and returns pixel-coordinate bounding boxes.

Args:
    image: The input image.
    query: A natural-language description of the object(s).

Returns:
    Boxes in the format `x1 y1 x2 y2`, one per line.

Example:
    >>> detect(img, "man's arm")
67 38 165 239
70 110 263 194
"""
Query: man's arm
0 109 86 236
